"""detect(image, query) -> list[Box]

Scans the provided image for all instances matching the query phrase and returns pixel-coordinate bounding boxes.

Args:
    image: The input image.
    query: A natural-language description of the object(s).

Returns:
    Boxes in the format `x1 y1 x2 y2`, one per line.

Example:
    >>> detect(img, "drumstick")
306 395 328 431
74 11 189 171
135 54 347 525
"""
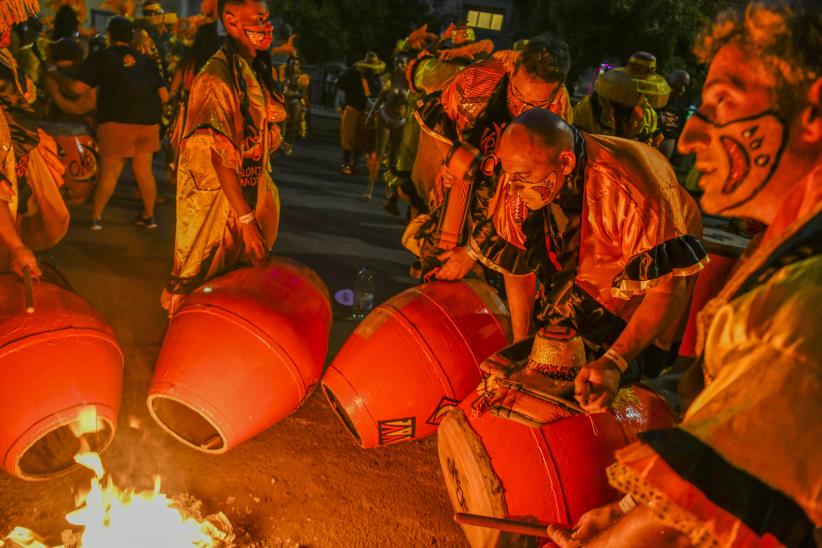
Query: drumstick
454 513 563 538
23 266 34 314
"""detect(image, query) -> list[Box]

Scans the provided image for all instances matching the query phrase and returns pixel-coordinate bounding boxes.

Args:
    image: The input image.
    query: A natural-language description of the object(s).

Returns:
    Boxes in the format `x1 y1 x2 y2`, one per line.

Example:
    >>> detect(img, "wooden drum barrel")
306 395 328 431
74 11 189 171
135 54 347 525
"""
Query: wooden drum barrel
322 280 511 448
0 273 123 481
438 387 675 547
41 122 99 205
147 258 332 454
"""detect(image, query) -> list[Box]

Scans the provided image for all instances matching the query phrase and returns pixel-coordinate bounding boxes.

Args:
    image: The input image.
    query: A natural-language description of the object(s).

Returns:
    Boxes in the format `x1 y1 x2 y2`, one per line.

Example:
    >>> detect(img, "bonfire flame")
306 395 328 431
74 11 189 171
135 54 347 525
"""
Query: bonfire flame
2 424 233 548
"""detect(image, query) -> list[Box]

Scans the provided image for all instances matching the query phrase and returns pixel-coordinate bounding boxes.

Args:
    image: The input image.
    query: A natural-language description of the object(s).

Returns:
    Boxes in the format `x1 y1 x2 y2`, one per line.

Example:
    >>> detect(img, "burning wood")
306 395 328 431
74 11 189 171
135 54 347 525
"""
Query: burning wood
1 451 234 548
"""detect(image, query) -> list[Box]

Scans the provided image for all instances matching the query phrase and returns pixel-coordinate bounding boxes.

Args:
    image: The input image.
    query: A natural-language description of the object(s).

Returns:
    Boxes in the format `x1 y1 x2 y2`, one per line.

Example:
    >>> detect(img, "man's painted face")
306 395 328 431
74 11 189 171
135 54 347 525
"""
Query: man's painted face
507 67 560 118
498 127 563 211
679 43 785 215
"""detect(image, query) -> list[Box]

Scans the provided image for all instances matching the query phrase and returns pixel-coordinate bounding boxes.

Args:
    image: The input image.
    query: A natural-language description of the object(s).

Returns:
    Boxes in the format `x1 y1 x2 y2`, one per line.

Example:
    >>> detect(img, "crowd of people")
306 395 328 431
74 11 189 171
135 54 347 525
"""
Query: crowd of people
0 0 819 546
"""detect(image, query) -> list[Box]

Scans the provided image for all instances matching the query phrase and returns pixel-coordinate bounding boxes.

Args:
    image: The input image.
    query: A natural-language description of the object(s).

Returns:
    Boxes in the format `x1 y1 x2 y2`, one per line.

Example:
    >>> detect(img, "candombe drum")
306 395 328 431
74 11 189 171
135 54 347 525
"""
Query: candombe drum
438 329 675 547
0 272 123 481
147 258 332 454
679 224 751 356
41 122 99 205
322 279 511 448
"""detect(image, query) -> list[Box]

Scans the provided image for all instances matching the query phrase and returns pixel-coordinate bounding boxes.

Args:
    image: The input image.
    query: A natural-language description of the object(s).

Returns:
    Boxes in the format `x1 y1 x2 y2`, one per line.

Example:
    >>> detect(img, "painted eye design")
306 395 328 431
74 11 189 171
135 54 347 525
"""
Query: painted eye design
742 125 758 139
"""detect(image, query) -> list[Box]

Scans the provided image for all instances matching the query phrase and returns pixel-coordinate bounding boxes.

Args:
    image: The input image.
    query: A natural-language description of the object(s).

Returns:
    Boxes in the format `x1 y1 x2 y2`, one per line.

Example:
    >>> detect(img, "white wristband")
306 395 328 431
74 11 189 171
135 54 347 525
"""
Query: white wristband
239 211 256 225
603 348 629 373
618 494 637 514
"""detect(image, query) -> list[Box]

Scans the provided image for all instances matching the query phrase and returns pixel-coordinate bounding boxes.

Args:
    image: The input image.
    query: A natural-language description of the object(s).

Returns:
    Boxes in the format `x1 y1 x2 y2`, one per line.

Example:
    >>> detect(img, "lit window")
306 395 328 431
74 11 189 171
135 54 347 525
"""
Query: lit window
467 10 479 27
490 13 504 31
465 8 504 32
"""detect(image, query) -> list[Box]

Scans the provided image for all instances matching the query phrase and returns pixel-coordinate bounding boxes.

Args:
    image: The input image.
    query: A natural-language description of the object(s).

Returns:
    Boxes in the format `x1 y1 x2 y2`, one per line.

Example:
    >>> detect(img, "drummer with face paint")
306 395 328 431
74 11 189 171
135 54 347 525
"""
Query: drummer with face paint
547 1 822 546
493 108 706 409
162 0 286 315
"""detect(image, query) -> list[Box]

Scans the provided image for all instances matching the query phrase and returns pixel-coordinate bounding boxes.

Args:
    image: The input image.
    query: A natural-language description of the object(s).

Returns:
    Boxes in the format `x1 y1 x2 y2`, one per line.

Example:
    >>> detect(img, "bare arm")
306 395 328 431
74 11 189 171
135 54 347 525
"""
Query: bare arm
66 77 92 97
211 148 251 216
42 73 96 115
576 275 689 411
210 148 266 262
611 275 689 361
0 201 40 278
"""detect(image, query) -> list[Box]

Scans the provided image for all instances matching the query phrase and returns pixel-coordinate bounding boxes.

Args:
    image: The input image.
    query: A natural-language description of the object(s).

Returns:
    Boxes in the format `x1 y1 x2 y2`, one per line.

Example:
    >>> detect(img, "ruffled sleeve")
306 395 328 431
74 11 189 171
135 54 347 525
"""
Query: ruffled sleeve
577 139 707 302
611 234 707 299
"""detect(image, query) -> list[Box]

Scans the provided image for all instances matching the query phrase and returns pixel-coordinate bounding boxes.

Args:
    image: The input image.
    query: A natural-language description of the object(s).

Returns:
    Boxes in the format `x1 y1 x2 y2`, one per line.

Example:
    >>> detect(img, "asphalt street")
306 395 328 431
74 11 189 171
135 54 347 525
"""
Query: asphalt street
0 118 468 547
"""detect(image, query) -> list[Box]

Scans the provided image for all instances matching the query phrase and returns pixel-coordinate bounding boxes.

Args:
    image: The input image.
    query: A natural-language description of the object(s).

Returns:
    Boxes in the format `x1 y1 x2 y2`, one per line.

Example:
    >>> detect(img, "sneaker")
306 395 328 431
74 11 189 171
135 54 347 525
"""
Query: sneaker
90 218 103 230
133 214 158 229
341 164 353 176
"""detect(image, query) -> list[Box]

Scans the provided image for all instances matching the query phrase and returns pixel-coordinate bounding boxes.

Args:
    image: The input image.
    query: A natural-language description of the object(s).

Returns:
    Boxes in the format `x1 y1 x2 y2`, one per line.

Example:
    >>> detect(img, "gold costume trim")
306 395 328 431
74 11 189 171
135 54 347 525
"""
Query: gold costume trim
607 461 721 548
611 257 709 299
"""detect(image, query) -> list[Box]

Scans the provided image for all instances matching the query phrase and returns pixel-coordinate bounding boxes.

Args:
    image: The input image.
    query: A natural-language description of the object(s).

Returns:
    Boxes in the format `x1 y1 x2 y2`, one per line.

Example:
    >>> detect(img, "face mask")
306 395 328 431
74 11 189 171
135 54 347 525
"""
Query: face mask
692 110 787 212
243 21 273 51
511 170 559 210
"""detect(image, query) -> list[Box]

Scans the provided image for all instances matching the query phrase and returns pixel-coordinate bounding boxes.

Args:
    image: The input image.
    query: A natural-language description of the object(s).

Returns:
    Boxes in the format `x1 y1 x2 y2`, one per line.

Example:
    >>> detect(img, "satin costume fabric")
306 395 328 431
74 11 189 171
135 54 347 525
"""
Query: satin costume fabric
167 48 285 296
608 167 822 547
0 48 68 255
513 132 706 352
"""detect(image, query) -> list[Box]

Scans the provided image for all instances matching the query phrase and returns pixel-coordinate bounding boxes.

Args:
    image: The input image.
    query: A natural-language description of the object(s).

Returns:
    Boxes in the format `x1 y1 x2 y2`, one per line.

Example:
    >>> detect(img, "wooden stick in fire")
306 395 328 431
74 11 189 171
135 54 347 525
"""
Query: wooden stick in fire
454 512 556 538
23 266 34 314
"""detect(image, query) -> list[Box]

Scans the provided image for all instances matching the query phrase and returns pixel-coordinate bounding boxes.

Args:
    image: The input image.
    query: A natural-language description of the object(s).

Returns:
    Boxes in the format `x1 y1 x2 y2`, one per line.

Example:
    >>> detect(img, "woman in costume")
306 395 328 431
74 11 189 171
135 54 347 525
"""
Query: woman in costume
162 0 286 315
